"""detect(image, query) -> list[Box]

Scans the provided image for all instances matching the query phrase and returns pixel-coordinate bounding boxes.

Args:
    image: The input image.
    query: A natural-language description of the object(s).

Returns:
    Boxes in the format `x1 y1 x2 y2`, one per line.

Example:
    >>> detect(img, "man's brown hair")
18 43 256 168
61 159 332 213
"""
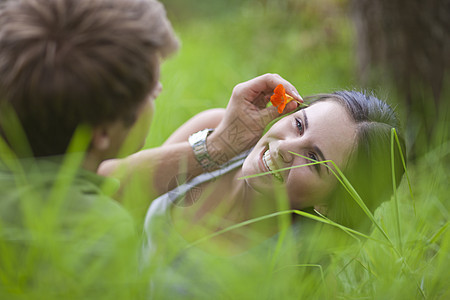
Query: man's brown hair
0 0 179 157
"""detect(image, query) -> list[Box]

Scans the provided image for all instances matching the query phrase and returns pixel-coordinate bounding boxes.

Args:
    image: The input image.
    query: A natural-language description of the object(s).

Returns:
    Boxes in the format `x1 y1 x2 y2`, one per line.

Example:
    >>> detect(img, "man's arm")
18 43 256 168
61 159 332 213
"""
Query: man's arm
98 74 302 197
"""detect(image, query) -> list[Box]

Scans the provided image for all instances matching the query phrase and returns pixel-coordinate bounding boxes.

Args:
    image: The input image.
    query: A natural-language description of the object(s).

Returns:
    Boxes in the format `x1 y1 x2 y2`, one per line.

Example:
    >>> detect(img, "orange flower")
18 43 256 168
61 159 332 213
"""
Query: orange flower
270 84 295 114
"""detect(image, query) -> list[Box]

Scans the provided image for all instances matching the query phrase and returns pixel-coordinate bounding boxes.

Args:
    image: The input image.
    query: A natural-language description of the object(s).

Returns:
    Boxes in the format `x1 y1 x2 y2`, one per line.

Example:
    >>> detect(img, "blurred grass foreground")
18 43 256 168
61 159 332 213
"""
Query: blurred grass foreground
1 0 449 299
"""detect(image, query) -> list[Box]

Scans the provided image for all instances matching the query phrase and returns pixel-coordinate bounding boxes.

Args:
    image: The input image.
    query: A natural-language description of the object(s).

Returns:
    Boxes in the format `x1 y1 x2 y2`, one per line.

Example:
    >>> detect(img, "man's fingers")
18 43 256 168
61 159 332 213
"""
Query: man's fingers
283 101 299 113
258 73 302 102
256 100 299 127
235 73 302 104
257 106 282 128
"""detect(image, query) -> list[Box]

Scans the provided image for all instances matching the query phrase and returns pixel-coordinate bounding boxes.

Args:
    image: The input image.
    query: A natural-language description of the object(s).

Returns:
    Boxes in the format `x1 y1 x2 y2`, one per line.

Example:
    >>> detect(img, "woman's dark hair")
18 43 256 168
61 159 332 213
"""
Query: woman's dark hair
310 90 406 232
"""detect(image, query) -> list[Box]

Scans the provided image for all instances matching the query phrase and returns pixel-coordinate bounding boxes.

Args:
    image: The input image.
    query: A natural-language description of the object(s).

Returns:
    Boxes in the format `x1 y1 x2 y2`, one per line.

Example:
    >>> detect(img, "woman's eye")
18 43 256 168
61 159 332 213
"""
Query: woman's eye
308 152 321 174
308 152 318 162
295 118 304 135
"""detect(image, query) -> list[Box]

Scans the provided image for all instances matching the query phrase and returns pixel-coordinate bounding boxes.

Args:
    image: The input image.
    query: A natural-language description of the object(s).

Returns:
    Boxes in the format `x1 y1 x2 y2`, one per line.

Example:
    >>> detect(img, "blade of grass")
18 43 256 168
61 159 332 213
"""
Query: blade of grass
48 124 92 203
274 264 325 286
292 209 381 244
187 209 387 250
0 104 33 158
269 187 292 271
392 128 415 213
289 152 428 298
391 128 403 254
238 153 395 247
427 221 449 245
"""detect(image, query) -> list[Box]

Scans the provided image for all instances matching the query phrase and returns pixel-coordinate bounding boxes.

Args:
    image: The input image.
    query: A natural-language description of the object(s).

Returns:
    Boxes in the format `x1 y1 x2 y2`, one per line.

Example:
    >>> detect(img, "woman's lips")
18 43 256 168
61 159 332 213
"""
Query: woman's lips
262 149 283 182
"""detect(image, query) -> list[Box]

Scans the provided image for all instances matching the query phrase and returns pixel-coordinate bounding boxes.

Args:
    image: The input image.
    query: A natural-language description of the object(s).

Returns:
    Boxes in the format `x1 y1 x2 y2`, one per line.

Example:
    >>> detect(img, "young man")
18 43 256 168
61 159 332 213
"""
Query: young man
0 0 179 296
0 0 179 167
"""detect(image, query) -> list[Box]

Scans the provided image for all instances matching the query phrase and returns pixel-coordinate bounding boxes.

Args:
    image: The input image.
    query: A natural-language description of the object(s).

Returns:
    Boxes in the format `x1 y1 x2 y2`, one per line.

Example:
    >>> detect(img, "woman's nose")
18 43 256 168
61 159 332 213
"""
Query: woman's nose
272 139 294 164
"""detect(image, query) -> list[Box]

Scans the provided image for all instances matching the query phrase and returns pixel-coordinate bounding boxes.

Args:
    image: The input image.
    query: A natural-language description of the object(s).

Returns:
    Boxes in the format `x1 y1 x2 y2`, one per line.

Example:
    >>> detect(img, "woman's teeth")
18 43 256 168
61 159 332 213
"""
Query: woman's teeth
263 150 283 182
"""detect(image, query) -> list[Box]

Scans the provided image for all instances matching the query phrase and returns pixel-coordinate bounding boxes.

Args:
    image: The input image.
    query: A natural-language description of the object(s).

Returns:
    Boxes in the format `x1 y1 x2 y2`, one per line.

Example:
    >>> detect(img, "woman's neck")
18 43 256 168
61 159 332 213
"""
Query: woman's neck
171 168 281 254
225 169 281 237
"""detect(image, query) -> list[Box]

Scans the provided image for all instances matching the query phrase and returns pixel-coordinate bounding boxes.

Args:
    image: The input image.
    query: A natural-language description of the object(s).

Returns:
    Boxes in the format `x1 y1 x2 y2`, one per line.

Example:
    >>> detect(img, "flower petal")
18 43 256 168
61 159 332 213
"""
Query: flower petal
271 84 293 113
270 94 283 106
273 84 286 96
277 101 286 114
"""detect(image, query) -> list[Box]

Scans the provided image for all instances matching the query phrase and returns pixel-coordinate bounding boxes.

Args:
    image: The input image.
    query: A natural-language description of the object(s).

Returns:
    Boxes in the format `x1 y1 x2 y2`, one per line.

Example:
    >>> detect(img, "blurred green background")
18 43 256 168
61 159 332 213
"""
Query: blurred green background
148 0 449 162
148 0 357 147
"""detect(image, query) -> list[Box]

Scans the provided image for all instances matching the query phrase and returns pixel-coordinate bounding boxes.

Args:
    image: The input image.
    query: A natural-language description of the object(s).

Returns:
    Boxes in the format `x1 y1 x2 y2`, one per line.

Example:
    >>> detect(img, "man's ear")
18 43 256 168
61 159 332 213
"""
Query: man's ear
313 204 328 217
91 126 111 151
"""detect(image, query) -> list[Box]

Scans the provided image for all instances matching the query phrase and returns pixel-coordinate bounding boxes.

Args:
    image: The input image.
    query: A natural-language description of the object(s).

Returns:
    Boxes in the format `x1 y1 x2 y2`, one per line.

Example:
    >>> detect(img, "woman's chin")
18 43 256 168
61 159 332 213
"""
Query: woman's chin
244 175 279 195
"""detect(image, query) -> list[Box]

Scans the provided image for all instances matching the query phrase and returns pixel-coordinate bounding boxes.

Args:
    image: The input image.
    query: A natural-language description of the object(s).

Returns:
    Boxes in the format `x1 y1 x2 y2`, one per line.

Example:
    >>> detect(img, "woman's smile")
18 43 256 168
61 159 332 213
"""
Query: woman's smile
262 149 283 182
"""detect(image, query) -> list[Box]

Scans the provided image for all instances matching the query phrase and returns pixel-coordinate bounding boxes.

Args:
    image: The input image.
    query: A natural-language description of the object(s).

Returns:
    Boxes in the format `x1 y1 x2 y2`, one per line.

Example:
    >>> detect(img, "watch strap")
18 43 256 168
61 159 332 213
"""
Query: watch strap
188 128 218 171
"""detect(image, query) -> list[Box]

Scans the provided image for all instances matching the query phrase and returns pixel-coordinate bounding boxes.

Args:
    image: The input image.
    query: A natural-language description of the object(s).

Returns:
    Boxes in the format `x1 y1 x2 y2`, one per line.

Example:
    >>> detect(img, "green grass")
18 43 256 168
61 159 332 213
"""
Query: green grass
1 0 449 299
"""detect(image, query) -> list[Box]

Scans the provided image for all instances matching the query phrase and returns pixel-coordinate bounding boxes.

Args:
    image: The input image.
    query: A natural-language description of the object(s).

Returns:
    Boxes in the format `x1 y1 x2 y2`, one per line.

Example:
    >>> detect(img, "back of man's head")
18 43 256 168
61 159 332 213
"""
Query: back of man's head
0 0 178 157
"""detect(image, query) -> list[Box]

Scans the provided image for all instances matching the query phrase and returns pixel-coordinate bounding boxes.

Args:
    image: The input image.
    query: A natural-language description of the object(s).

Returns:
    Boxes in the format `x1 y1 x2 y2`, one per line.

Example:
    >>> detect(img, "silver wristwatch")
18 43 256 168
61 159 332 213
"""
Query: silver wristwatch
188 128 218 171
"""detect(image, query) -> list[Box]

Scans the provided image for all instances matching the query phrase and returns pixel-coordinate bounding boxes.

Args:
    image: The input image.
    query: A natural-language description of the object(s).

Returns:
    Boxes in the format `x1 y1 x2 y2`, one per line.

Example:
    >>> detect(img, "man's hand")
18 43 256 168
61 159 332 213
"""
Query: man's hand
207 73 302 164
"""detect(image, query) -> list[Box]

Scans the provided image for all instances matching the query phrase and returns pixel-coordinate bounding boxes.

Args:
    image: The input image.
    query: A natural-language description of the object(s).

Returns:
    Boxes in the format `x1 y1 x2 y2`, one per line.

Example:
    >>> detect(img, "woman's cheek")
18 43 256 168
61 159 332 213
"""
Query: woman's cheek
286 169 326 209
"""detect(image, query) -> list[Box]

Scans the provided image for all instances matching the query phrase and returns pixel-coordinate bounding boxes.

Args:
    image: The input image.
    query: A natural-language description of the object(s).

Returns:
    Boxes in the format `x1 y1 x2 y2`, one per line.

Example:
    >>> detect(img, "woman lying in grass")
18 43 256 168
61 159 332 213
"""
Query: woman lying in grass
101 89 405 254
139 90 406 253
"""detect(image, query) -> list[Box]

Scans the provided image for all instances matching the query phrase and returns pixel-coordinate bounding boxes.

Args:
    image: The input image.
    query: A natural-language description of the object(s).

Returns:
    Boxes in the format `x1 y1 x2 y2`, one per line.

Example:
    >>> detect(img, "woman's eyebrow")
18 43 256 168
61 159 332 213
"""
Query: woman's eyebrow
302 110 330 175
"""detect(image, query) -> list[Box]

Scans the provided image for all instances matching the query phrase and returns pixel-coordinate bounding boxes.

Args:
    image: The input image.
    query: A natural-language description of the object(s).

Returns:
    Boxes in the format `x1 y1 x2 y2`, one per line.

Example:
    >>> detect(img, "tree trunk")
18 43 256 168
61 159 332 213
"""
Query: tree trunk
351 0 450 159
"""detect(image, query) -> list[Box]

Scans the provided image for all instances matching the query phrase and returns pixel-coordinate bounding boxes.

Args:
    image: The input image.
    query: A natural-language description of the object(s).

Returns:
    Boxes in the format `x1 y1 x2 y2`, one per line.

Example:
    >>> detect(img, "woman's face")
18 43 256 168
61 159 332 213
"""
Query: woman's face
241 100 358 210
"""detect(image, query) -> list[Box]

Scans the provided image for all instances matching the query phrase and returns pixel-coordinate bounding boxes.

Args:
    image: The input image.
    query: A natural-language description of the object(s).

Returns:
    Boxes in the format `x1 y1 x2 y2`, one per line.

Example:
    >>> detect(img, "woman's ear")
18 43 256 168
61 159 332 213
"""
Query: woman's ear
313 204 328 217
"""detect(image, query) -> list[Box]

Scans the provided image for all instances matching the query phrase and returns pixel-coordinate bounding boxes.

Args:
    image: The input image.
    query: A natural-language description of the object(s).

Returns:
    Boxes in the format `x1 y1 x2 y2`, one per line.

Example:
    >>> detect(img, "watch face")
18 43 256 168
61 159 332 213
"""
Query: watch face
189 129 212 145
